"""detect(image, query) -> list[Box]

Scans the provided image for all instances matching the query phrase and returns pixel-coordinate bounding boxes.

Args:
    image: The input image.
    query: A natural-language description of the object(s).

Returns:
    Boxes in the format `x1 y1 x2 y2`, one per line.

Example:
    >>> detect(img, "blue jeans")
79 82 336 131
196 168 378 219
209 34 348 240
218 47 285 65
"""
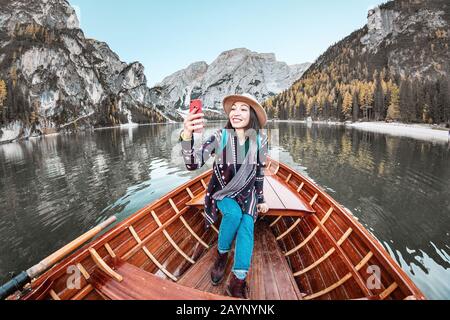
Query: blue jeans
216 197 254 280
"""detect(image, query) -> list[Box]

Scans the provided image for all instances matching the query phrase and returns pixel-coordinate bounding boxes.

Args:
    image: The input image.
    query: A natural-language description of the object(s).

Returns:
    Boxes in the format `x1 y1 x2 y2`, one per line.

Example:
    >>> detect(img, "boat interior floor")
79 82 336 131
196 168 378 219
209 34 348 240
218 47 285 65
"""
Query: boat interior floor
89 221 304 300
178 220 304 300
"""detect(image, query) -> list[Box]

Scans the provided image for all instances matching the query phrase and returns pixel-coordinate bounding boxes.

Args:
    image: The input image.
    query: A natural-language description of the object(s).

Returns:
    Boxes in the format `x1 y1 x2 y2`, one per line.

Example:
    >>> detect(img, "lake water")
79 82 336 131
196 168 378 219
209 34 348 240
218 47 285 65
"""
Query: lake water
0 122 449 299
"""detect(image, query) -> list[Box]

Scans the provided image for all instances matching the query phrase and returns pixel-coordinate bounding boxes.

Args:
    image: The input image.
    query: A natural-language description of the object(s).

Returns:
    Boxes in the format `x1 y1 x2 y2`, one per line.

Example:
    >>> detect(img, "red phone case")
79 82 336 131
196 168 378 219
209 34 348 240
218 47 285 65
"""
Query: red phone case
190 100 203 133
190 99 202 113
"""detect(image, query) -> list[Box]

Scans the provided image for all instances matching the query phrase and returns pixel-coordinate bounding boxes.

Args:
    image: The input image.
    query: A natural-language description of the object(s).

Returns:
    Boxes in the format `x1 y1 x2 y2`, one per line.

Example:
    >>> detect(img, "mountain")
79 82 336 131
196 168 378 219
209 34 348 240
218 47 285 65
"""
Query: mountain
149 48 311 119
264 0 450 124
0 0 169 142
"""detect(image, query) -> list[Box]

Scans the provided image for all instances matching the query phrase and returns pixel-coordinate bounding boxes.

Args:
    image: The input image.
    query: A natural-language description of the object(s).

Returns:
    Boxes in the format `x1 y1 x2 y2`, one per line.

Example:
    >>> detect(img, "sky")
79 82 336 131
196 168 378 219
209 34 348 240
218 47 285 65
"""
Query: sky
68 0 386 87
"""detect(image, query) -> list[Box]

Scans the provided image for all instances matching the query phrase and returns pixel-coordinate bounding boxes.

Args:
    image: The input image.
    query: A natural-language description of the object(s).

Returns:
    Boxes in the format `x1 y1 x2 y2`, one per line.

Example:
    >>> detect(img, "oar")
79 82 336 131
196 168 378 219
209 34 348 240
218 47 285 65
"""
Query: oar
0 216 117 300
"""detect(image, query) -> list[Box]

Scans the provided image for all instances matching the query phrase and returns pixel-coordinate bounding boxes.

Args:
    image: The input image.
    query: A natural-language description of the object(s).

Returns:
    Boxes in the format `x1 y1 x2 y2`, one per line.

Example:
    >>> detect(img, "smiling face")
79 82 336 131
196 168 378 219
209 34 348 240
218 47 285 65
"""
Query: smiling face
229 101 251 129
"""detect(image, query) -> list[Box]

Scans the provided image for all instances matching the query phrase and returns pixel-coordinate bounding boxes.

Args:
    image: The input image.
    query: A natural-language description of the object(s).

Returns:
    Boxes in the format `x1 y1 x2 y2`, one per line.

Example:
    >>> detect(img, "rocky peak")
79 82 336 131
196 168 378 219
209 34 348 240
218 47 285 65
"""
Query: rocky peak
149 48 311 116
120 62 147 90
155 61 208 88
361 6 400 50
361 0 448 53
0 0 79 33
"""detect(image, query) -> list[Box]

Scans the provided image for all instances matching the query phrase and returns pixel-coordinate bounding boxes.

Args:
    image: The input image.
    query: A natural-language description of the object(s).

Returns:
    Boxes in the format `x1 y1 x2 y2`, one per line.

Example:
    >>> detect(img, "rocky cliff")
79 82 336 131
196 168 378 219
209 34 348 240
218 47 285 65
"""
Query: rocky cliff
0 0 169 142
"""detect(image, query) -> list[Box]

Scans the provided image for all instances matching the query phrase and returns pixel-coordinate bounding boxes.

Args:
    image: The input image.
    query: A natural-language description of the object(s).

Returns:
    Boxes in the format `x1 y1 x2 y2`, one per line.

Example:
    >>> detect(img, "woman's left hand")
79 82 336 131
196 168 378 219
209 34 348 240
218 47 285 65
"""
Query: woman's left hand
257 203 269 214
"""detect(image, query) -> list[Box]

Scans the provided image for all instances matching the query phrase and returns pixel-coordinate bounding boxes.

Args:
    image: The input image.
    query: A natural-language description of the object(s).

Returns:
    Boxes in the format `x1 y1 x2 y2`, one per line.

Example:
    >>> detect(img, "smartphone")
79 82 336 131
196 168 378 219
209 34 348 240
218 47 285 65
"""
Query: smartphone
190 99 202 114
190 99 203 133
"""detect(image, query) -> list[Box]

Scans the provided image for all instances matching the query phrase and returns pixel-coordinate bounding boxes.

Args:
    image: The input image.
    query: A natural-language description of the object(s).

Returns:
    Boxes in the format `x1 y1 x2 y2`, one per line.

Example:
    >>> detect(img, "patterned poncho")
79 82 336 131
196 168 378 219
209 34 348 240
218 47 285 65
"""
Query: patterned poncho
180 128 268 229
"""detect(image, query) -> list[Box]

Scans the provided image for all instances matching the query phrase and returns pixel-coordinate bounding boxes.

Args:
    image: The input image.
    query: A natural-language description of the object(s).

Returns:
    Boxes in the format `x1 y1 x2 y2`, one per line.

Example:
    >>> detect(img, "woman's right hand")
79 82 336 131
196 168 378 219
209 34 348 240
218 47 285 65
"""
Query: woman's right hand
183 107 205 138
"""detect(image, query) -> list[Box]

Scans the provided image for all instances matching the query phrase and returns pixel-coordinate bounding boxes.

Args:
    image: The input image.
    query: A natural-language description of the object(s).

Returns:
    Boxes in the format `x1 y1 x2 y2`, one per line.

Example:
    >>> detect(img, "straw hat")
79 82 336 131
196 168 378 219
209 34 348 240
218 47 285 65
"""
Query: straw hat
223 93 268 127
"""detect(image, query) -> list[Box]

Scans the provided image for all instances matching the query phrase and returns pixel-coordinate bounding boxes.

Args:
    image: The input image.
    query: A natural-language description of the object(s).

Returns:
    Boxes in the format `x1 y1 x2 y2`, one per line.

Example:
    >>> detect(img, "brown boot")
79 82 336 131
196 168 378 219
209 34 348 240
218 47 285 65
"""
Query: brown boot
226 273 249 299
211 250 229 286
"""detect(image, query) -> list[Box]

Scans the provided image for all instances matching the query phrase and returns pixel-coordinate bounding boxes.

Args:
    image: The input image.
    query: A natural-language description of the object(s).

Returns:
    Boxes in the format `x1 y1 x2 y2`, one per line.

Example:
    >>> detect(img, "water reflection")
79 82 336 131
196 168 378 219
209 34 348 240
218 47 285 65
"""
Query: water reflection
0 122 448 299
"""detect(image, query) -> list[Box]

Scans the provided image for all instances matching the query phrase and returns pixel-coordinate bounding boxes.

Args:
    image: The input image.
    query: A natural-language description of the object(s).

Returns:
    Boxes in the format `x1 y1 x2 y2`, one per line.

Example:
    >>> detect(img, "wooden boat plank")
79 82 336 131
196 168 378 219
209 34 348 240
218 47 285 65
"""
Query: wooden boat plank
140 209 204 278
248 232 264 300
288 217 341 299
265 175 315 213
261 221 303 300
186 176 315 218
88 259 236 300
277 217 321 296
177 247 217 289
309 202 377 298
281 223 314 295
197 248 235 296
161 215 212 278
262 176 285 209
177 221 302 300
312 200 393 297
258 223 281 300
301 216 353 299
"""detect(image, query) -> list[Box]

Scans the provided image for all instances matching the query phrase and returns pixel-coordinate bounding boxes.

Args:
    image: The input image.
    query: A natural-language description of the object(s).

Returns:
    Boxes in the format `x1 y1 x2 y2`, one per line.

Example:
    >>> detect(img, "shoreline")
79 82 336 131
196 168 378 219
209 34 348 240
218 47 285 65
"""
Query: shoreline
1 120 449 146
274 120 450 144
0 121 173 145
346 121 449 144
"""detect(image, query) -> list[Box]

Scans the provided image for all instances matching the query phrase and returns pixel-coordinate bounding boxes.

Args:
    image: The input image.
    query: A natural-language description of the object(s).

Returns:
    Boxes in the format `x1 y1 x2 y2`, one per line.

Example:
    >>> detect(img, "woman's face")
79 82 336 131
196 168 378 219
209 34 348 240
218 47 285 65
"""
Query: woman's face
229 101 251 129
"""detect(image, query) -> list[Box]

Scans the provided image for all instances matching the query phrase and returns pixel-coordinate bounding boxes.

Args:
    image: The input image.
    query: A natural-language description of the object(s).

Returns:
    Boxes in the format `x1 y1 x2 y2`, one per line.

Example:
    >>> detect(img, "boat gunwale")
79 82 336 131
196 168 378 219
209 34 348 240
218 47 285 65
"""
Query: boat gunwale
267 156 425 300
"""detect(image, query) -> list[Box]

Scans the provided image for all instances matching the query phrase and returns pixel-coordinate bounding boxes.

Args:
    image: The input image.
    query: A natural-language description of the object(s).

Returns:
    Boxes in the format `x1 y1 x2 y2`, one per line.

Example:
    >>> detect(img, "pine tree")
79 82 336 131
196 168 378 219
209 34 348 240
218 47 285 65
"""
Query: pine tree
0 79 6 123
352 91 359 122
429 81 439 124
422 89 432 123
399 78 414 122
0 80 6 107
413 81 423 122
437 76 450 124
342 91 353 120
374 73 384 121
387 84 400 121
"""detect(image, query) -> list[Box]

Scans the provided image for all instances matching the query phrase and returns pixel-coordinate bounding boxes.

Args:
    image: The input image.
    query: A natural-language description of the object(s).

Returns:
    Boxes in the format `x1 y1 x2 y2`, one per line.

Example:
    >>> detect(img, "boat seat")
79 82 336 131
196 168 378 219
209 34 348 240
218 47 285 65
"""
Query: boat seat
186 175 315 217
88 259 237 300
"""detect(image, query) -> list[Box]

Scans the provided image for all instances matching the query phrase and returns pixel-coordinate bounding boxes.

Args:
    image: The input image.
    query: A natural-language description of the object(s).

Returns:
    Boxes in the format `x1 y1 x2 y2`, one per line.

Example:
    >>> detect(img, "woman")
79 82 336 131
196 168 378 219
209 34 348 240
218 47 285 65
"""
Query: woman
179 93 269 299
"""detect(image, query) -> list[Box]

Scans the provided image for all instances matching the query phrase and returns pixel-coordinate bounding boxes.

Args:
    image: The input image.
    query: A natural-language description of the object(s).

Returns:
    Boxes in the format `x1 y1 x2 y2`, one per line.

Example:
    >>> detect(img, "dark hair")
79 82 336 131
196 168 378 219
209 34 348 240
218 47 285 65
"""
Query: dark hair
224 106 261 132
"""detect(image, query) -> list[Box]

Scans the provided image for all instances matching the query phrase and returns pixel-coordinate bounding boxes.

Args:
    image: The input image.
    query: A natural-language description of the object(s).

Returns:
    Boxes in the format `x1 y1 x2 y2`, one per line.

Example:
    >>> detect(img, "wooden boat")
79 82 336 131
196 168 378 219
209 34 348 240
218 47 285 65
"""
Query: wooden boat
2 156 425 300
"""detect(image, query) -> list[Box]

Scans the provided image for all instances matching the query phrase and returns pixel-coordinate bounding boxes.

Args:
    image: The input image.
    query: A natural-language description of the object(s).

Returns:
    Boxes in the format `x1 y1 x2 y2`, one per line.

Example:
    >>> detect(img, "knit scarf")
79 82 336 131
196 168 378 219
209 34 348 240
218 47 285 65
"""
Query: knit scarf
212 129 258 201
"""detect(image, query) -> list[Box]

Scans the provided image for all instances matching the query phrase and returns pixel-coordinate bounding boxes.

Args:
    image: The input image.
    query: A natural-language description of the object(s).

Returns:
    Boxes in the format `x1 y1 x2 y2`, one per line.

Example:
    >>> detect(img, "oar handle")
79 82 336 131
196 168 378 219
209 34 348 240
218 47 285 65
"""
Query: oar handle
0 272 30 300
0 216 117 300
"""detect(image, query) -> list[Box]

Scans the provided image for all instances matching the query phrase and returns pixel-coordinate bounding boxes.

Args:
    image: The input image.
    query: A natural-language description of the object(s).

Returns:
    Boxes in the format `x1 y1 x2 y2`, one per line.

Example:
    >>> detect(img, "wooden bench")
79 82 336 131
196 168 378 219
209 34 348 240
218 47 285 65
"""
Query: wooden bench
88 259 237 300
186 175 315 217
